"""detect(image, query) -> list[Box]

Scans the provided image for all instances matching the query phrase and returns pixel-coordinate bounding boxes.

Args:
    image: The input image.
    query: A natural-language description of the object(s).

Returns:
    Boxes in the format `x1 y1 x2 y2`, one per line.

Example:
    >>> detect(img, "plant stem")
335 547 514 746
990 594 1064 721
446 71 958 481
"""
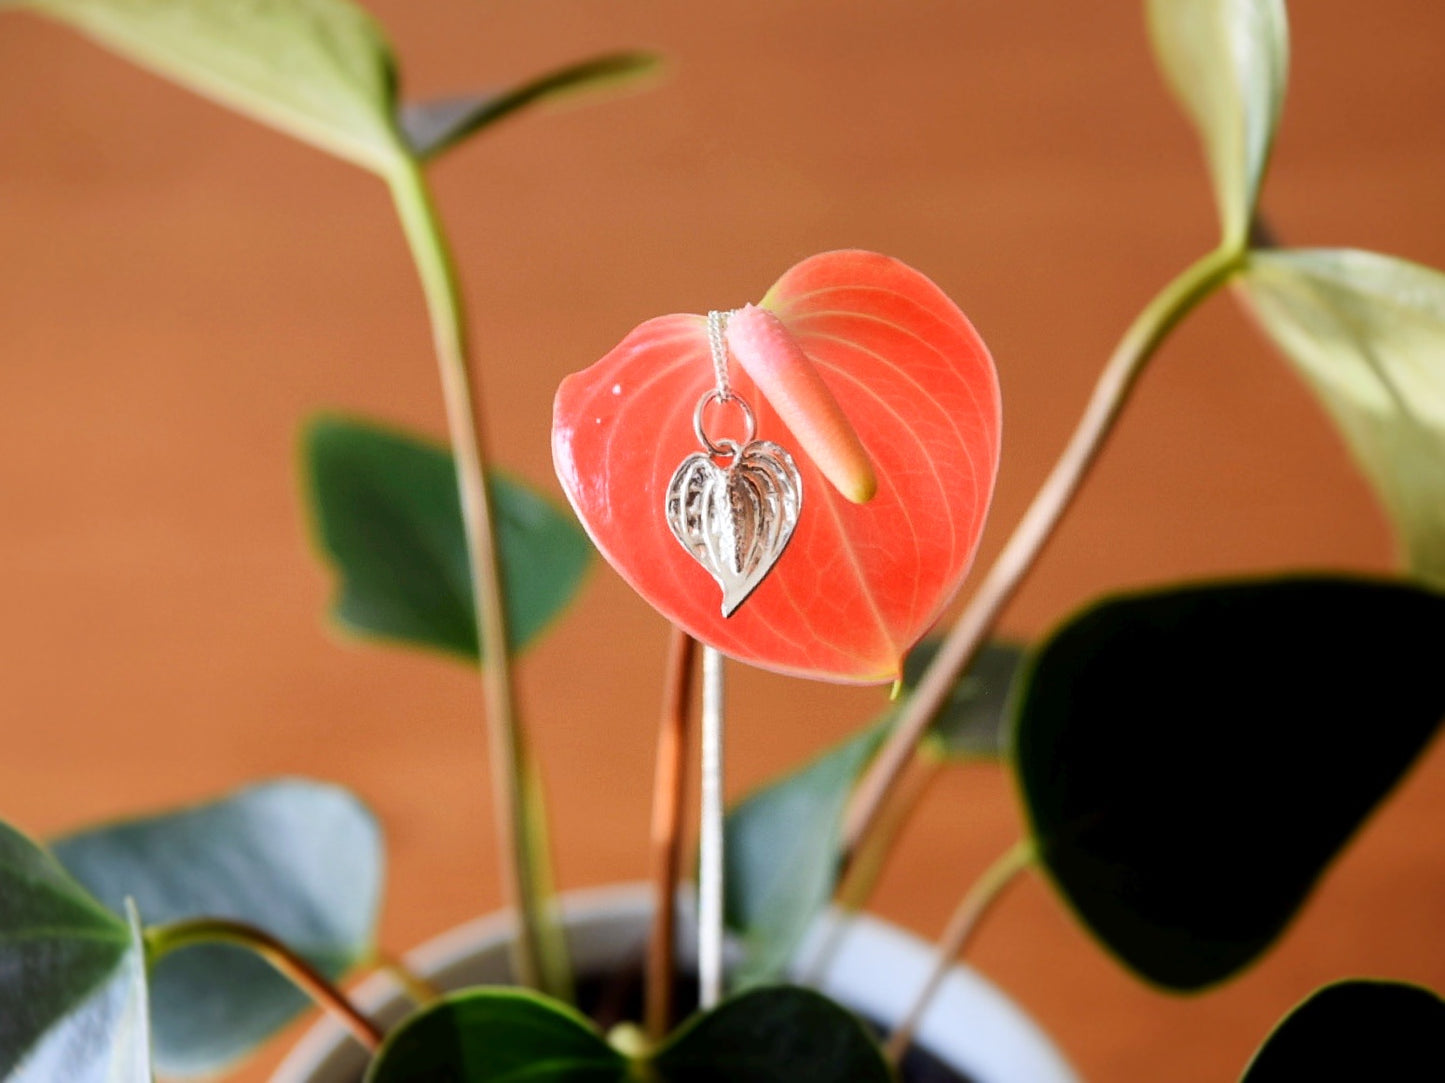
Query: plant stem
698 646 727 1010
646 626 697 1040
883 840 1036 1063
840 244 1244 865
386 159 567 998
372 952 442 1007
145 918 383 1052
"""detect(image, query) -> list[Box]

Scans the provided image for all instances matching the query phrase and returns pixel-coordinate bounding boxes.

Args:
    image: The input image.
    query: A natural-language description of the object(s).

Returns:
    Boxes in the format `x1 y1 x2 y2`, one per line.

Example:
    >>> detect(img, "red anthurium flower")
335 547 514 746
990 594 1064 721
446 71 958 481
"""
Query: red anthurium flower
552 249 1001 684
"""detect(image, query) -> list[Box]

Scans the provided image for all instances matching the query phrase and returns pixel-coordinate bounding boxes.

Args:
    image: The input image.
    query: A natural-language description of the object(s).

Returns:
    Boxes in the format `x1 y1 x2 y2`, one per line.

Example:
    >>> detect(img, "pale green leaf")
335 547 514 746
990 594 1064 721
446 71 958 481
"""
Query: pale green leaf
1239 249 1445 588
17 0 407 174
1147 0 1288 247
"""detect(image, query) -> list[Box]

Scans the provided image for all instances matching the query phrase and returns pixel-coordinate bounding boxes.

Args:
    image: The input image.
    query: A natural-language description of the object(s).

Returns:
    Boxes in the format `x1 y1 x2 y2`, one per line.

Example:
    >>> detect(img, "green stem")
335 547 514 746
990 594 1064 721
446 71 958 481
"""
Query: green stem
144 918 383 1051
841 244 1245 866
386 158 569 999
883 840 1036 1063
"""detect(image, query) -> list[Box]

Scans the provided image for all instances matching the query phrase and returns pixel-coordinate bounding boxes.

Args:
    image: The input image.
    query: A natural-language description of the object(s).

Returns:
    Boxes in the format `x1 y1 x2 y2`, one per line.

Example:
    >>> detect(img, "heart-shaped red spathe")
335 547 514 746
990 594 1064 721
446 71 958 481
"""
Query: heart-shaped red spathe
552 250 1001 684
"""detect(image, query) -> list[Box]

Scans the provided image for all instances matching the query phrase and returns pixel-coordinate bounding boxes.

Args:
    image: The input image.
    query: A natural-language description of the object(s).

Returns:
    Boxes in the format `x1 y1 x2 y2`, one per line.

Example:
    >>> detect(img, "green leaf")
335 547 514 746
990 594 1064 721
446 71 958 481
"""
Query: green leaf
723 723 889 989
15 0 408 175
1239 248 1445 591
1241 980 1445 1081
401 51 661 161
1014 576 1445 991
722 639 1018 986
51 779 383 1078
0 824 150 1083
365 987 629 1083
1146 0 1288 247
304 414 592 661
912 639 1025 762
652 986 892 1083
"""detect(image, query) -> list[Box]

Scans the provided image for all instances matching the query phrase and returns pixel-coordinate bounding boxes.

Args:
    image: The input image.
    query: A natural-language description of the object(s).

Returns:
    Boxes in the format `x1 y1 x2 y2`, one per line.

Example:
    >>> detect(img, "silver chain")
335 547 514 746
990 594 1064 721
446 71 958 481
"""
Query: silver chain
706 309 733 400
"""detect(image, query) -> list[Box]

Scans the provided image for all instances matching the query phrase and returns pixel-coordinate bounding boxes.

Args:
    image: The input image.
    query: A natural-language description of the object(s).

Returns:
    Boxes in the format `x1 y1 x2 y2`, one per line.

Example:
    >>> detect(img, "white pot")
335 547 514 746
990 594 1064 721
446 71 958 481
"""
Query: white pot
271 884 1079 1083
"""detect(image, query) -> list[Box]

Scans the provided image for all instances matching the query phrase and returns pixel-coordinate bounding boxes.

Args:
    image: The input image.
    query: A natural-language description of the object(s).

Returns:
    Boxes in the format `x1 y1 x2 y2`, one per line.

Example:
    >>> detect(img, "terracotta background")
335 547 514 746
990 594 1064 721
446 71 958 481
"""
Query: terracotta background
3 1 1444 1079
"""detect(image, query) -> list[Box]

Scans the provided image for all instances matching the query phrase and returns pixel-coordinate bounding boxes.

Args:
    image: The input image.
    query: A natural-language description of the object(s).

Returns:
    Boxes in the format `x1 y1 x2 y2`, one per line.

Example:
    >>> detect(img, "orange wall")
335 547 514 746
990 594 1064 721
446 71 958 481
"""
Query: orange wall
2 2 1443 1079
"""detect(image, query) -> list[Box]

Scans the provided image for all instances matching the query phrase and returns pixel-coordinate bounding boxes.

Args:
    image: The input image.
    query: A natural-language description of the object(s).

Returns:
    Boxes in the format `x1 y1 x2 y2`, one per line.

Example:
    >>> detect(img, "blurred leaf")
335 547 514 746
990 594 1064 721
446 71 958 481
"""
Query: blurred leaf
652 987 891 1083
1147 0 1288 247
0 824 149 1083
365 987 628 1083
1242 980 1445 1081
305 414 592 661
52 779 382 1078
1239 248 1445 590
723 723 888 989
723 639 1020 986
912 639 1025 761
1014 577 1445 990
16 0 408 174
401 51 661 160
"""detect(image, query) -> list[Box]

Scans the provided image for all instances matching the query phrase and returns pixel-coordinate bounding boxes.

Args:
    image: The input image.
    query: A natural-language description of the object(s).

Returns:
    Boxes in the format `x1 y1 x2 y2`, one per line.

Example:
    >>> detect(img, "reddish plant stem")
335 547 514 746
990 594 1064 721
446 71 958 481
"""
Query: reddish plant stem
884 840 1035 1063
146 917 383 1052
646 626 697 1040
839 246 1242 867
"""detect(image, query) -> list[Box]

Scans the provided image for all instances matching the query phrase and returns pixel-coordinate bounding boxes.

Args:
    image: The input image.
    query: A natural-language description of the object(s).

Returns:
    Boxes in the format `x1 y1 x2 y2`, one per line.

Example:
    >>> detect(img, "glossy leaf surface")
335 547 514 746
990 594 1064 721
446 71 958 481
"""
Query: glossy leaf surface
1147 0 1288 247
724 723 889 988
53 779 382 1077
1239 248 1445 590
305 415 591 661
401 51 660 161
0 824 149 1083
365 988 628 1083
554 250 1001 683
15 0 407 174
1015 577 1445 990
652 986 892 1083
1241 980 1445 1081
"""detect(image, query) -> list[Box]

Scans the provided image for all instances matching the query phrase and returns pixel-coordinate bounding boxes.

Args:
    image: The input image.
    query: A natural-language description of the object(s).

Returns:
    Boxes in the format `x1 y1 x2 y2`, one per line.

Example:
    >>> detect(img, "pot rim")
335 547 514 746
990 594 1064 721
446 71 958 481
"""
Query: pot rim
270 883 1079 1083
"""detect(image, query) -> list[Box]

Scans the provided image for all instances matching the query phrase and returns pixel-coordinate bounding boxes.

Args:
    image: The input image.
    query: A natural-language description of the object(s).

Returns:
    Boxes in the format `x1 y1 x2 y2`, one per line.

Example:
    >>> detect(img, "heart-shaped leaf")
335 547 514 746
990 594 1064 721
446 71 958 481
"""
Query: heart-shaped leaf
652 986 892 1083
304 414 592 661
51 779 383 1077
1147 0 1289 248
724 723 890 988
14 0 408 175
0 824 150 1083
1238 249 1445 591
553 250 1001 683
365 987 629 1083
1241 980 1445 1081
1014 577 1445 990
400 51 661 161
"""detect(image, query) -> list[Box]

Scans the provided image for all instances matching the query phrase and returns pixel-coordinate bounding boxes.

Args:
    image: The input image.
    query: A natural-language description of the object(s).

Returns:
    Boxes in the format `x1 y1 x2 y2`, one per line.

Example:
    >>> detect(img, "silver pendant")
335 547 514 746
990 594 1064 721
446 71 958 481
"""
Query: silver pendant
666 437 803 617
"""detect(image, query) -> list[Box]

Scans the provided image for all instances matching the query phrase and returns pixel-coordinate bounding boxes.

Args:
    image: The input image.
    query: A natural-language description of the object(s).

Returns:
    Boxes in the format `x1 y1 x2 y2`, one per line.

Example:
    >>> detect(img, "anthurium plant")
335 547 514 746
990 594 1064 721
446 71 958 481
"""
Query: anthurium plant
2 0 1444 1080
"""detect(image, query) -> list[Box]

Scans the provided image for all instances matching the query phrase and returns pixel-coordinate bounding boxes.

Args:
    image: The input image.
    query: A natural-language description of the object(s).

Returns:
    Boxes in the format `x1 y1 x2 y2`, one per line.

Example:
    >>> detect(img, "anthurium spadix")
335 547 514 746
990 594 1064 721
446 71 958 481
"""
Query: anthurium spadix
552 250 1001 683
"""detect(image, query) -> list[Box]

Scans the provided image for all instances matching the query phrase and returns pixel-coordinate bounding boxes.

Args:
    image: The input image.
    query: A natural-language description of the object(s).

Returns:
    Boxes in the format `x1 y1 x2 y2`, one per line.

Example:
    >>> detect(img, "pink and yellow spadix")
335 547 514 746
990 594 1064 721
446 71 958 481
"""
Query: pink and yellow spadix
552 249 1001 684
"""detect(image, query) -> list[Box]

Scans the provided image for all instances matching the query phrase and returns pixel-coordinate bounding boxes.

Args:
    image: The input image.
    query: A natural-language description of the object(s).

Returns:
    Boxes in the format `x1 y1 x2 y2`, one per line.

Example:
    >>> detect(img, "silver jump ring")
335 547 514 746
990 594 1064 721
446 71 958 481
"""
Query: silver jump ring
693 389 756 457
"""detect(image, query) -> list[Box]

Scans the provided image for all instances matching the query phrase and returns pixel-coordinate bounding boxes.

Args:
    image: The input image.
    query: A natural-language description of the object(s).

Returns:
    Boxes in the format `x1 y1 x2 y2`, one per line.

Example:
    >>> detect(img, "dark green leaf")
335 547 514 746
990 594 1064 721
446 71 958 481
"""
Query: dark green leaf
723 723 888 989
1239 248 1445 591
0 823 149 1083
14 0 408 174
365 987 629 1083
1242 980 1445 1081
401 51 661 161
304 414 592 661
1146 0 1288 247
912 639 1025 761
1014 577 1445 990
52 779 383 1077
653 986 891 1083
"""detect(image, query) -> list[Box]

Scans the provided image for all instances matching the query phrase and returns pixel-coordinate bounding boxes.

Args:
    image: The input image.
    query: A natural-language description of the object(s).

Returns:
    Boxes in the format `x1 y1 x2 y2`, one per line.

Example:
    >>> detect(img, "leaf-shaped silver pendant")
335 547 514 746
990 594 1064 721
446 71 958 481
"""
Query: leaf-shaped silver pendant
665 440 803 617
